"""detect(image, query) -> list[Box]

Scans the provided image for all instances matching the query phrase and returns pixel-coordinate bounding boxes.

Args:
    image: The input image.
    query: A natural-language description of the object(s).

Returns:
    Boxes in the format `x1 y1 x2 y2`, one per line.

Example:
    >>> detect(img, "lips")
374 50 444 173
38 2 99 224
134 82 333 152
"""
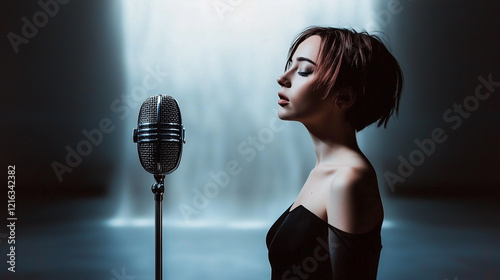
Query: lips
278 92 289 106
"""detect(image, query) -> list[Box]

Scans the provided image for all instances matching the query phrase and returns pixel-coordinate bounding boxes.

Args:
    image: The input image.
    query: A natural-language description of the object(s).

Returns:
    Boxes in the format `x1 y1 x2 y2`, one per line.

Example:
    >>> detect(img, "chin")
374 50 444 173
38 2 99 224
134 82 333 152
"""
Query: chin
277 109 290 120
278 108 298 122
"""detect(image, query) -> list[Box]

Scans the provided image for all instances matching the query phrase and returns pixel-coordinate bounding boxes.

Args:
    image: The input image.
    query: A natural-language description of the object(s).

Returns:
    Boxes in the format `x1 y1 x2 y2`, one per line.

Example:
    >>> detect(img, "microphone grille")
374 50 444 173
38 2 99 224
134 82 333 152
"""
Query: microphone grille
136 95 183 174
160 95 181 124
138 96 158 125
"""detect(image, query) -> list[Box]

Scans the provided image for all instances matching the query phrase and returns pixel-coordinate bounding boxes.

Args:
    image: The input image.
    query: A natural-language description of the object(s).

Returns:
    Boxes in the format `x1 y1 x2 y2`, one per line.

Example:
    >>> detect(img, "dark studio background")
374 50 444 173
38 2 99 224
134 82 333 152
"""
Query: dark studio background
1 0 499 279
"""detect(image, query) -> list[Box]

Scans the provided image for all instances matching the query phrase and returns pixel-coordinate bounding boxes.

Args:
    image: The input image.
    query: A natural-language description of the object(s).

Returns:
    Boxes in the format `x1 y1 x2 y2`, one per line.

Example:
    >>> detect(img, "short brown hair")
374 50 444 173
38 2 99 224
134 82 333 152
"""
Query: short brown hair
285 26 404 131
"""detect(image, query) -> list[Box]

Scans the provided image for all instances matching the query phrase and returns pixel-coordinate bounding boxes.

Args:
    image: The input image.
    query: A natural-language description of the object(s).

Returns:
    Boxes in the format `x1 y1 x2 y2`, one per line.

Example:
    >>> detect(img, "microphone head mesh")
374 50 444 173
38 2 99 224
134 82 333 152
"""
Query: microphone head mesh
136 95 183 174
138 96 158 125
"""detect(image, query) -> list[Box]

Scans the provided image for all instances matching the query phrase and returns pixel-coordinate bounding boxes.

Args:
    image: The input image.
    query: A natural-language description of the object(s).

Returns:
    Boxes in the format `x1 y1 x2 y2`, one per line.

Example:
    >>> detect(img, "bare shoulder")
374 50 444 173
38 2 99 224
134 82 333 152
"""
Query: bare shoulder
330 165 376 193
327 164 383 234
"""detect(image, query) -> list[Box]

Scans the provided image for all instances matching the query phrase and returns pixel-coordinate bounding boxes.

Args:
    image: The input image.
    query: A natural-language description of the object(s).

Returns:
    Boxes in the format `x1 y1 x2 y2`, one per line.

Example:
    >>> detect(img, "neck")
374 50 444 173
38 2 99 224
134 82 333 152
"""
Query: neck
304 119 360 167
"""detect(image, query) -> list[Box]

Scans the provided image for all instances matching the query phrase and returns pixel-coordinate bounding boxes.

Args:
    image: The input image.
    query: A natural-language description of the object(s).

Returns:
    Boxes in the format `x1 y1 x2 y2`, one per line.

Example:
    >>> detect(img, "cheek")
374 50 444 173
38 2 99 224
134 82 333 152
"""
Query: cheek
292 80 315 99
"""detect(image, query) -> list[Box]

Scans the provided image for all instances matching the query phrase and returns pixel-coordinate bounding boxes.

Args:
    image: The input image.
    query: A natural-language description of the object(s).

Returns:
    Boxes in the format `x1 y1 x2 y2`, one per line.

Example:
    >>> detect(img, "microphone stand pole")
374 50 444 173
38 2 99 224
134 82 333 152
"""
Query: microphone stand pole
152 174 165 280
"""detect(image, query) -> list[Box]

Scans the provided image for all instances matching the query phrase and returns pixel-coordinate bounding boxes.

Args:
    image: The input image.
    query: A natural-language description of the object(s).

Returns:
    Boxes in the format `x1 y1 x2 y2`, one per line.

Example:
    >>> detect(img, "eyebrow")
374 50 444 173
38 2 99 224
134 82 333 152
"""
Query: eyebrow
296 57 317 66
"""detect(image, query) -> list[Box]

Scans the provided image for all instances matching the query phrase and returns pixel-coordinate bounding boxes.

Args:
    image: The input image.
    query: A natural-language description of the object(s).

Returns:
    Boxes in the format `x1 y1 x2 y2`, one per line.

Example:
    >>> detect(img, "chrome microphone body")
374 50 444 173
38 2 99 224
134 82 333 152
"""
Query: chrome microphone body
133 94 185 175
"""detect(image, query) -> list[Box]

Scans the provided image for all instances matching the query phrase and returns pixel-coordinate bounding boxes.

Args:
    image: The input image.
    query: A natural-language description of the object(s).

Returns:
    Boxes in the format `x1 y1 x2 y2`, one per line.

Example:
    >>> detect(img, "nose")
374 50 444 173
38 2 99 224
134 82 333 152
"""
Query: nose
277 73 291 88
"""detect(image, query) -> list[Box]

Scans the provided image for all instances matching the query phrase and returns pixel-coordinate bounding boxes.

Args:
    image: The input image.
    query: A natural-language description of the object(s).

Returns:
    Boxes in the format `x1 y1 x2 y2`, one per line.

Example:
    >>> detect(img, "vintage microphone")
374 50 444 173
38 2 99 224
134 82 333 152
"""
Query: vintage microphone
133 94 185 280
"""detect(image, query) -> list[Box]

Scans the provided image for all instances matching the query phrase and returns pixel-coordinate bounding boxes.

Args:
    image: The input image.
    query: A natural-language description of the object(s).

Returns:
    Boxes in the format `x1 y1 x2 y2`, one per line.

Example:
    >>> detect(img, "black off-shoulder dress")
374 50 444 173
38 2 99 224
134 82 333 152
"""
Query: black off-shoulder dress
266 204 382 280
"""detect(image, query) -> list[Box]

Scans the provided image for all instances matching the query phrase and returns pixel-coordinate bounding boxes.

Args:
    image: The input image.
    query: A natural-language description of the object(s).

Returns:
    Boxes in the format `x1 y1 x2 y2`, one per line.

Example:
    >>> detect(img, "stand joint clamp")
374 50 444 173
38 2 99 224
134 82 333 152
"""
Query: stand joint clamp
151 174 165 202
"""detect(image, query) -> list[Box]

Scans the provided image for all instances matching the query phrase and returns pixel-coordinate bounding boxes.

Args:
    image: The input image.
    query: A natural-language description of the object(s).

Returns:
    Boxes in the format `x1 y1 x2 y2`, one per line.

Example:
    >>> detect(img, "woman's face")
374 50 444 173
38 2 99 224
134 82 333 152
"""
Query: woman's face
277 35 331 123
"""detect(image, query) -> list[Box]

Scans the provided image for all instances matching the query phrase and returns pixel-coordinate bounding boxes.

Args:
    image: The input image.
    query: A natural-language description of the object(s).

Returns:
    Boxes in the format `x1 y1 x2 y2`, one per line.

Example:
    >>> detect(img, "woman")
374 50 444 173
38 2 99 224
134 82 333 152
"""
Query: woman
266 26 403 279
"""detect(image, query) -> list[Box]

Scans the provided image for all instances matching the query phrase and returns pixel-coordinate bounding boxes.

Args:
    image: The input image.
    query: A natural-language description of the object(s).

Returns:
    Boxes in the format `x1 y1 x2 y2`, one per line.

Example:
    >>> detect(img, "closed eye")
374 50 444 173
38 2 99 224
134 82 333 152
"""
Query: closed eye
298 70 313 77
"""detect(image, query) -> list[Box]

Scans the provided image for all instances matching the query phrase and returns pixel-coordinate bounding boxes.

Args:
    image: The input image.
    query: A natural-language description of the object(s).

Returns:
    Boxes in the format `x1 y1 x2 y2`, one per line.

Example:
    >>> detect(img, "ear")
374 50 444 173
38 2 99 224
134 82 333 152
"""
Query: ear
333 86 356 110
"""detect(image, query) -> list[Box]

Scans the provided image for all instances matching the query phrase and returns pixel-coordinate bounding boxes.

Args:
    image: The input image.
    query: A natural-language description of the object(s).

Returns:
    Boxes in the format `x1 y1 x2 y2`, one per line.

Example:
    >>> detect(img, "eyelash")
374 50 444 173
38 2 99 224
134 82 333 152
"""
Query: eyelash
298 70 313 77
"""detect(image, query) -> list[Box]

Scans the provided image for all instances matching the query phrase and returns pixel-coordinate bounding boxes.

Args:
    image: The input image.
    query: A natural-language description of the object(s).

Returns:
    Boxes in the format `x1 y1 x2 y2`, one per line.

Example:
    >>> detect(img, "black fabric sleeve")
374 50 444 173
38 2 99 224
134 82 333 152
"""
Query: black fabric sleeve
328 224 382 280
